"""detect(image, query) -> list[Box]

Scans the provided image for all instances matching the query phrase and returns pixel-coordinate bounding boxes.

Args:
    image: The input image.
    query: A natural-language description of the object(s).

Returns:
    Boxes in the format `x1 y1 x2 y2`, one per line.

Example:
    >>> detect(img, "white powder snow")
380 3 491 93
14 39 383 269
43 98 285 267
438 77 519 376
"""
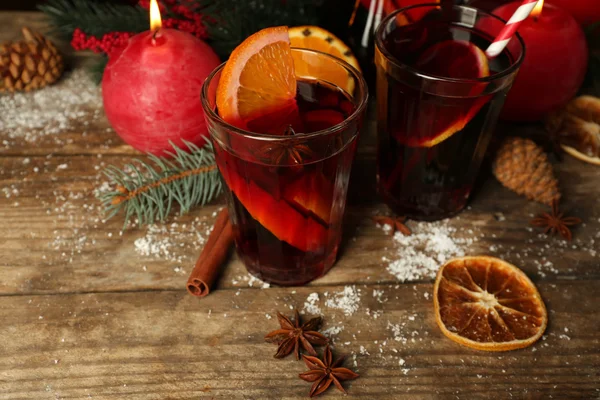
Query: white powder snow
384 220 475 282
231 273 270 288
325 285 362 316
0 70 103 148
134 220 207 264
303 292 322 315
322 325 344 339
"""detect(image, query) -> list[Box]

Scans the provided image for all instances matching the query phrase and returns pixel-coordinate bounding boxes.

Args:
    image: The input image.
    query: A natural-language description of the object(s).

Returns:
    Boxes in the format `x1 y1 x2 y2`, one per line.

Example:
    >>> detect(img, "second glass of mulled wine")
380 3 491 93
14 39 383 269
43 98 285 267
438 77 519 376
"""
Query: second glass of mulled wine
375 4 525 220
202 48 367 286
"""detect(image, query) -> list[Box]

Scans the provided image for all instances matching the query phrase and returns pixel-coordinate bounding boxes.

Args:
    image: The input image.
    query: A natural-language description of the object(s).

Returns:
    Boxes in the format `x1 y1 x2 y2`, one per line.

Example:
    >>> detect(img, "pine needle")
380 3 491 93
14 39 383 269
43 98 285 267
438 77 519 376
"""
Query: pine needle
89 55 109 84
203 0 323 58
40 0 324 65
39 0 148 39
97 141 223 229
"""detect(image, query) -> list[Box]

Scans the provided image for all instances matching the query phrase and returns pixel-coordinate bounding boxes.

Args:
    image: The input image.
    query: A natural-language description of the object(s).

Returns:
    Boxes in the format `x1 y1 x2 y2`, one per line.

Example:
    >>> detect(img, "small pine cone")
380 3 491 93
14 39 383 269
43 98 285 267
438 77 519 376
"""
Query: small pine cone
492 137 560 206
0 27 64 93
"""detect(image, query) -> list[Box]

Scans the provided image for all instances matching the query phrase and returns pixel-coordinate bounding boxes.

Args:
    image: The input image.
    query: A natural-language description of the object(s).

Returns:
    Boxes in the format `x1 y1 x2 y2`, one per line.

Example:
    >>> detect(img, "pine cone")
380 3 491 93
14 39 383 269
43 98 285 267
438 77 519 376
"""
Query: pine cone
0 27 64 93
492 137 560 206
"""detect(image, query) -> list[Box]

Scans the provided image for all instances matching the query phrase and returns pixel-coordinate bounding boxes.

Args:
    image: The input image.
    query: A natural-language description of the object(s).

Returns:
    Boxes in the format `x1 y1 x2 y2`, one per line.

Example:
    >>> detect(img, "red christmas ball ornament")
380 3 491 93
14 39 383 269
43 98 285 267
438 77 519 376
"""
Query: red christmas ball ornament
102 29 220 156
546 0 600 27
493 2 588 122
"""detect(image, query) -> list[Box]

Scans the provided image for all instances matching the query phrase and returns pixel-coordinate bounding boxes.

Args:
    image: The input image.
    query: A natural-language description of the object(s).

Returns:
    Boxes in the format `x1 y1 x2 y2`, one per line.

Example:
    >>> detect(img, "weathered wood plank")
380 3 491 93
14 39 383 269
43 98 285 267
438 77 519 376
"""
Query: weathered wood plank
0 152 599 296
0 281 597 399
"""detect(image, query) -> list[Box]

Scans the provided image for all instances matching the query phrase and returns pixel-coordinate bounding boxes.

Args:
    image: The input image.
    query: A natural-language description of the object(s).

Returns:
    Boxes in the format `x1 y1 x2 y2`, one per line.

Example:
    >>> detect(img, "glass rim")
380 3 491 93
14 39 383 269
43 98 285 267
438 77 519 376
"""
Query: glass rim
374 3 526 84
201 47 368 142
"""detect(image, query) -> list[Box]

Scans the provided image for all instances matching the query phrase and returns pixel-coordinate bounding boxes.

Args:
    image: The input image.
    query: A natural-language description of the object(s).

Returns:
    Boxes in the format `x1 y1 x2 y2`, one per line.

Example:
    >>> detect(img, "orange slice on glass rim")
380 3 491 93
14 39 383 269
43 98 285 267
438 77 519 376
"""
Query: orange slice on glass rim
215 26 333 251
216 26 298 134
434 256 547 352
289 26 359 94
399 40 490 148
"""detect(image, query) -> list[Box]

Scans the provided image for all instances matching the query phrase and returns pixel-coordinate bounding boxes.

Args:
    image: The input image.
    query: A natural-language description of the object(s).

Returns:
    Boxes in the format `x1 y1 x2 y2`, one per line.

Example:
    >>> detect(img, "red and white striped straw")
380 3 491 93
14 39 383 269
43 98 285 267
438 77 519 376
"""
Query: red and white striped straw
485 0 538 58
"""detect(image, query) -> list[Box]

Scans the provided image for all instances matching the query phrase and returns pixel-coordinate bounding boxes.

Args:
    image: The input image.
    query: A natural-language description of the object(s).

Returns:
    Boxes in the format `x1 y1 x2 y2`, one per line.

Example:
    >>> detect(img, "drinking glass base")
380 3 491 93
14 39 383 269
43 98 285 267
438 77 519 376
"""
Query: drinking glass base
239 247 338 286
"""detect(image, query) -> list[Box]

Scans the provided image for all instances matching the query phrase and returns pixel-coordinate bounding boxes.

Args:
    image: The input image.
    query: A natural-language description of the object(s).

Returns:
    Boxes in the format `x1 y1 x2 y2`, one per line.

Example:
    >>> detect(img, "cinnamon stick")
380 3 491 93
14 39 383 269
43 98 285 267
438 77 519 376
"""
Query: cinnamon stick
186 208 234 297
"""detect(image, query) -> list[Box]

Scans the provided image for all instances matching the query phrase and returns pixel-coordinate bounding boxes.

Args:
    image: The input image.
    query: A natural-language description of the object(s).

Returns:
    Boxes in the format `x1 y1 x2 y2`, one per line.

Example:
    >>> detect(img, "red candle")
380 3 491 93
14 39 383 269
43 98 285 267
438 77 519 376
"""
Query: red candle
102 0 220 156
493 0 588 122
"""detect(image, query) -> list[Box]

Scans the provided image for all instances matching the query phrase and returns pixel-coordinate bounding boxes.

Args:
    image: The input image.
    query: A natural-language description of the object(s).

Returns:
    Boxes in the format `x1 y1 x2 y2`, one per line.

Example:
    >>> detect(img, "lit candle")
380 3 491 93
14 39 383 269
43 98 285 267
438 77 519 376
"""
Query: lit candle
493 0 588 122
102 0 220 156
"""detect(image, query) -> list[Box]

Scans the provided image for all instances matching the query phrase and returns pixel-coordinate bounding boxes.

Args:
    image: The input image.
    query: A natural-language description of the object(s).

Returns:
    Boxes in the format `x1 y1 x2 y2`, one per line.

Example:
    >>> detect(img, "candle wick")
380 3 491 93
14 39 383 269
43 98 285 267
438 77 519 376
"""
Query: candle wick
152 29 160 43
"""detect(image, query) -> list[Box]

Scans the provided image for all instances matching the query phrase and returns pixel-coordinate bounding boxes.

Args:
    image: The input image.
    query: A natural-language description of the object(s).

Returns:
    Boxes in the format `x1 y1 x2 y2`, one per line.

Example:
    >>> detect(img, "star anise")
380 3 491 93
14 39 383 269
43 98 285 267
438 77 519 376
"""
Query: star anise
264 310 328 360
372 215 411 236
530 200 582 241
299 345 359 398
257 125 315 165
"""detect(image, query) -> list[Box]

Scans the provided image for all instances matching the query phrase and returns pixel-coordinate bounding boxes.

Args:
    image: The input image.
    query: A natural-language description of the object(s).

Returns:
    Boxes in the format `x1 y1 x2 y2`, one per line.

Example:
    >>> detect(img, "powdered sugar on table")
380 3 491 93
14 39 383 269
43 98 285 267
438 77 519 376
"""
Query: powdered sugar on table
382 220 477 282
0 69 103 147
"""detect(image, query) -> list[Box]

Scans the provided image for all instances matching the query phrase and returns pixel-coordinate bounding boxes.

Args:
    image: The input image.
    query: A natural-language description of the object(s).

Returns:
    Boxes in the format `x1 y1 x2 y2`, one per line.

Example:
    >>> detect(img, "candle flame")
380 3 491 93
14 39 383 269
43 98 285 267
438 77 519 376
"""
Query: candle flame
150 0 162 31
531 0 544 18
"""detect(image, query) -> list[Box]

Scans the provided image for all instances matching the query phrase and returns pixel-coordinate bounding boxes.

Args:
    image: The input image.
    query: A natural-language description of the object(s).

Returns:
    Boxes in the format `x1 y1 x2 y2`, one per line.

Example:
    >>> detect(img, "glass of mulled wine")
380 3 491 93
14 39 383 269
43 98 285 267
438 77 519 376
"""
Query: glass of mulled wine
375 4 525 220
202 48 367 286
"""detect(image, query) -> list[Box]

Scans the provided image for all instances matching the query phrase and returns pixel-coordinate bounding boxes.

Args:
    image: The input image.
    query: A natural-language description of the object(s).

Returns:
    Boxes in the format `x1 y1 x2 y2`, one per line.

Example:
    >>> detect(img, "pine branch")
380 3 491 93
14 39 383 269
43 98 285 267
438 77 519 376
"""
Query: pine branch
40 0 327 78
39 0 148 39
203 0 324 58
89 55 109 84
97 141 223 228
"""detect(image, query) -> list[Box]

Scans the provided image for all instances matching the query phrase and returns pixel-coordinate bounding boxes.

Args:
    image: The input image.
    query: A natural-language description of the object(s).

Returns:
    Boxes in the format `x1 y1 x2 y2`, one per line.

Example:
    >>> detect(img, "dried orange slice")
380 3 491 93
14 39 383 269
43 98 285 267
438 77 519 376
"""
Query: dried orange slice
562 145 600 166
545 95 600 166
433 256 547 352
289 26 359 94
216 26 298 134
289 26 360 71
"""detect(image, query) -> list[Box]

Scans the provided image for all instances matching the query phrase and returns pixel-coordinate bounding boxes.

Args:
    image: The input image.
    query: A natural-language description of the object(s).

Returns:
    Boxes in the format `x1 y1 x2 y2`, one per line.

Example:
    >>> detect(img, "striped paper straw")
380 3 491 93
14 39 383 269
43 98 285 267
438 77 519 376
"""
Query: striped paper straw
485 0 538 58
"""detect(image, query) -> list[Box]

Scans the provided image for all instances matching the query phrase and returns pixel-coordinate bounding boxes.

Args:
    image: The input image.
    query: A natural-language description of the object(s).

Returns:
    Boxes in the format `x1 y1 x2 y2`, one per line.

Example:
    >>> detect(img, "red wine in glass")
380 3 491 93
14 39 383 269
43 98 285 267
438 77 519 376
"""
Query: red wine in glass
375 6 523 220
215 79 360 285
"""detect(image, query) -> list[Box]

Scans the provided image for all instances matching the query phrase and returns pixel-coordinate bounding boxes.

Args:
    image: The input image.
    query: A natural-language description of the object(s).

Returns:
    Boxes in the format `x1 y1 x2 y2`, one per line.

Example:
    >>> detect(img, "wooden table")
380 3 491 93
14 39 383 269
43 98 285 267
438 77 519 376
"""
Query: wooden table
1 12 598 400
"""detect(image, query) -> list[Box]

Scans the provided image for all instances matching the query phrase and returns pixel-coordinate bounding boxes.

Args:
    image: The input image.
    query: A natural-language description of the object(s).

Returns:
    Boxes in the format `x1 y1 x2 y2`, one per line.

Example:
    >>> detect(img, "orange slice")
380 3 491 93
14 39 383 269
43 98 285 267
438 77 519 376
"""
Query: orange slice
433 256 547 352
545 95 600 166
289 26 359 94
215 27 331 251
284 172 334 224
399 40 490 148
221 166 327 253
216 26 298 134
562 145 600 166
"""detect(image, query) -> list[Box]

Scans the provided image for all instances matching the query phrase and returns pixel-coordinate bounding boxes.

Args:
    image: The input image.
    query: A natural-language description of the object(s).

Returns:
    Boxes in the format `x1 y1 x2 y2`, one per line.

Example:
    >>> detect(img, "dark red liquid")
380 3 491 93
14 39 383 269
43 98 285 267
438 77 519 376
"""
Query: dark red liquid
376 20 512 220
214 80 359 285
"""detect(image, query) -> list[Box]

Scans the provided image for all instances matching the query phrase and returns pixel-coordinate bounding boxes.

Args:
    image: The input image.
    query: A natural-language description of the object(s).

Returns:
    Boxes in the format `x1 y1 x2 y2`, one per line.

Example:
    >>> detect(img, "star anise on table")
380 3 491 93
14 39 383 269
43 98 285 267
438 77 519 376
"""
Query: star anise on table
299 345 359 398
372 215 411 236
530 200 582 241
257 125 315 165
264 310 328 360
